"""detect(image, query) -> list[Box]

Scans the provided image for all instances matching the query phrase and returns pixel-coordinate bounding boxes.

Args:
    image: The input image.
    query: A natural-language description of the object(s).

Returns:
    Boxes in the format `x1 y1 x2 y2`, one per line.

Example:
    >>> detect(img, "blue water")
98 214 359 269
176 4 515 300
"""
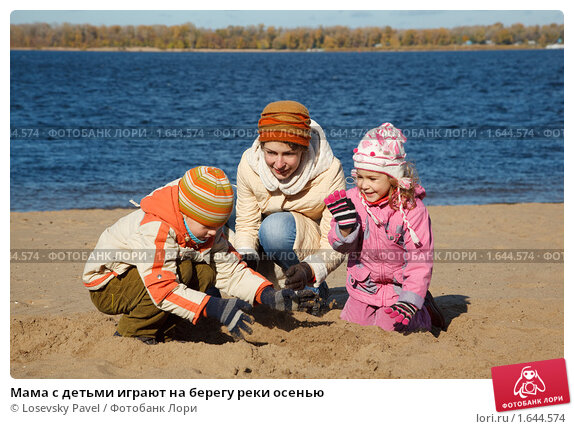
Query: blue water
10 50 564 211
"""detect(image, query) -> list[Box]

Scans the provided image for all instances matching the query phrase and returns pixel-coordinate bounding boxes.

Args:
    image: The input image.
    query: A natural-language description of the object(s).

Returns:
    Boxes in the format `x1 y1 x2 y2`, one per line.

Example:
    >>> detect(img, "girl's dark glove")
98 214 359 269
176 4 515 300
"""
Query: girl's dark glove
324 190 358 229
284 262 314 291
204 296 254 340
384 301 418 325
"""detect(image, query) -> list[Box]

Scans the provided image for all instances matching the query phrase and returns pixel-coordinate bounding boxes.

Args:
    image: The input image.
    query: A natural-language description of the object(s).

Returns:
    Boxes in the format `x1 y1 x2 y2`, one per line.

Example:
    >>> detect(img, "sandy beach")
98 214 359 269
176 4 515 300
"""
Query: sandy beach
10 203 563 379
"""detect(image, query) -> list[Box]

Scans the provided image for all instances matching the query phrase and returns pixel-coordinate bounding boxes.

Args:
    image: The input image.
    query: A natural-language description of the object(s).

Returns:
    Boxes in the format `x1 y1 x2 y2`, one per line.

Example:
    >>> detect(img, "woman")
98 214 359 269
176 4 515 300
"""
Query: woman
230 100 346 302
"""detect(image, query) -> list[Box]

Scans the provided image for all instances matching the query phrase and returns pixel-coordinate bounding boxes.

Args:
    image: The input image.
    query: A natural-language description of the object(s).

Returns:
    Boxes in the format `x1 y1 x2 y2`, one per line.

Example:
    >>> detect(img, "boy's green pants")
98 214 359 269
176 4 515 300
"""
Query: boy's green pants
89 260 216 340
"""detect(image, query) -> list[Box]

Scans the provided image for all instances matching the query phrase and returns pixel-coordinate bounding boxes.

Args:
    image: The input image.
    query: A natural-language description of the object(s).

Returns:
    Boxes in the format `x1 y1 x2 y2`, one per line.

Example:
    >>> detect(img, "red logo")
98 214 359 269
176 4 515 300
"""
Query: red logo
491 358 570 412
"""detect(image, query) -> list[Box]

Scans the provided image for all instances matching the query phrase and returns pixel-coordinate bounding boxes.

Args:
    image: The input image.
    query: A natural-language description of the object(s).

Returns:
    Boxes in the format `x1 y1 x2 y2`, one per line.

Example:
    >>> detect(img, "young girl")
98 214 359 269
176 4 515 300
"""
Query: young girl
325 122 444 333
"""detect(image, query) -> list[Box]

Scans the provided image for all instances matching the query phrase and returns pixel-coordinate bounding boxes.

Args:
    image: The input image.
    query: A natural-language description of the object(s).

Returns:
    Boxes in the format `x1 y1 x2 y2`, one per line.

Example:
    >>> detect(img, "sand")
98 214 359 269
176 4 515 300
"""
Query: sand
10 203 564 379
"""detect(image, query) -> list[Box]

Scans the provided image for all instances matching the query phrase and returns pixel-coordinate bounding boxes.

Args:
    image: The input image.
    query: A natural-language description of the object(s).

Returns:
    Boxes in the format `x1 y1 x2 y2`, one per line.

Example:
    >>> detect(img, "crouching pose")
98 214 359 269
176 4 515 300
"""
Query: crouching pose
83 166 310 344
231 100 346 302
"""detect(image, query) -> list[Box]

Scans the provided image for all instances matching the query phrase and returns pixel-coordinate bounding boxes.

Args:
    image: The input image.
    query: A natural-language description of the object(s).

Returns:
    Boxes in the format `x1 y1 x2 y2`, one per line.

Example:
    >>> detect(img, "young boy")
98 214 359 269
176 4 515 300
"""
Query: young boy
83 166 306 344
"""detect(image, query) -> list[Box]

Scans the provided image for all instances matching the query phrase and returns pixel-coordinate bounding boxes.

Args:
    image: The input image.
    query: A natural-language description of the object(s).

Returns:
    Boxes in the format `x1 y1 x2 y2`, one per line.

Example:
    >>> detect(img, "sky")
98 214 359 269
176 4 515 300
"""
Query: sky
9 9 564 29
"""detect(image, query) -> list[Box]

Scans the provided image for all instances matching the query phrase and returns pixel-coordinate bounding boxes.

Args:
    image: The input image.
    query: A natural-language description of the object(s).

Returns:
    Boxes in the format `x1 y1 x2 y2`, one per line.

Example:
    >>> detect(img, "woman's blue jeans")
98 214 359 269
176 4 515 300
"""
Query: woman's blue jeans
258 212 299 270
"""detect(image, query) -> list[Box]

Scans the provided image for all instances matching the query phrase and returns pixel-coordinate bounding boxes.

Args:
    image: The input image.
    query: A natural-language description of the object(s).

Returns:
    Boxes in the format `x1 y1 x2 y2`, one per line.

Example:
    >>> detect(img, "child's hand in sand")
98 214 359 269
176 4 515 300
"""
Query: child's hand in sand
260 287 297 311
385 301 418 325
259 287 314 311
205 297 254 340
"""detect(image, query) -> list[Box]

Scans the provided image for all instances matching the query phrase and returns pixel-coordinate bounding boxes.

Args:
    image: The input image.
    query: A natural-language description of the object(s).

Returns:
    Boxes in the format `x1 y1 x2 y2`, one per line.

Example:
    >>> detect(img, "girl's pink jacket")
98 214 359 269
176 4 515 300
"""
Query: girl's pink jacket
327 186 433 309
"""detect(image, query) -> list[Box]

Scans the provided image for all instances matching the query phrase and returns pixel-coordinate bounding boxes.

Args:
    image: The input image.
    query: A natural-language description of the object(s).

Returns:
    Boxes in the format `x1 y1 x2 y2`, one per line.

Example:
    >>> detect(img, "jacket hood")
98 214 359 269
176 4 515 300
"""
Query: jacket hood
245 119 335 196
139 179 191 247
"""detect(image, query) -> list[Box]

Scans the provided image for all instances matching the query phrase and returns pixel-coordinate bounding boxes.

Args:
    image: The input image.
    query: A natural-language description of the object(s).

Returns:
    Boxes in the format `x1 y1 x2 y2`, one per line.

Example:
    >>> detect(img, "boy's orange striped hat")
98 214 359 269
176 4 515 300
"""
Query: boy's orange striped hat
178 166 234 228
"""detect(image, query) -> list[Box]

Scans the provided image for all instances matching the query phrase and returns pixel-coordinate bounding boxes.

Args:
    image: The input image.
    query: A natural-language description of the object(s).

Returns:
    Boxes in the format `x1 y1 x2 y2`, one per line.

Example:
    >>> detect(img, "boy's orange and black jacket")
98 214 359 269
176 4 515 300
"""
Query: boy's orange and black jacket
82 179 272 324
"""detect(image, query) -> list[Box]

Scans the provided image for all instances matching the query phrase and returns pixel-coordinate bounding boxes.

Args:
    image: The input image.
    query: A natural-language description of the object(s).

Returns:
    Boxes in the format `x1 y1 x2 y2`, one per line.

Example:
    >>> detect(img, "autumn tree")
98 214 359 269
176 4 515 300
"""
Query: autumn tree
10 22 564 50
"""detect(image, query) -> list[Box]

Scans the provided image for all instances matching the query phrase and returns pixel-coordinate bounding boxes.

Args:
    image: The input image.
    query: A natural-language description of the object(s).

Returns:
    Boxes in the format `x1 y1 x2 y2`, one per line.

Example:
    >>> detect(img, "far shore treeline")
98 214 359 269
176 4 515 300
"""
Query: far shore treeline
10 22 564 51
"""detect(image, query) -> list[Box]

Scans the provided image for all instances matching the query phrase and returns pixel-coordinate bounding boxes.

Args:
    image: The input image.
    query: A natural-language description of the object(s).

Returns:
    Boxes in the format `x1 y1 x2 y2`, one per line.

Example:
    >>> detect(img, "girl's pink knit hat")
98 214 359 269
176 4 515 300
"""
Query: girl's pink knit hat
353 122 421 246
352 122 411 189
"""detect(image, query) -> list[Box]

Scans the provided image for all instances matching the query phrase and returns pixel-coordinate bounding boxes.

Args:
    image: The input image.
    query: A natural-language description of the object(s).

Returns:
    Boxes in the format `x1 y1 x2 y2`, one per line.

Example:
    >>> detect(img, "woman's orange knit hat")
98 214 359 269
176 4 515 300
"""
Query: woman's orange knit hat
258 100 312 147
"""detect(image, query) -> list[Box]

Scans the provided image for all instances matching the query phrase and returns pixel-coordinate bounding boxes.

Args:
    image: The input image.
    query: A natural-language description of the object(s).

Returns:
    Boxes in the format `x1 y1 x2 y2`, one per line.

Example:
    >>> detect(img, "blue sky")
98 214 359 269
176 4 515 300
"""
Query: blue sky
10 10 564 29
